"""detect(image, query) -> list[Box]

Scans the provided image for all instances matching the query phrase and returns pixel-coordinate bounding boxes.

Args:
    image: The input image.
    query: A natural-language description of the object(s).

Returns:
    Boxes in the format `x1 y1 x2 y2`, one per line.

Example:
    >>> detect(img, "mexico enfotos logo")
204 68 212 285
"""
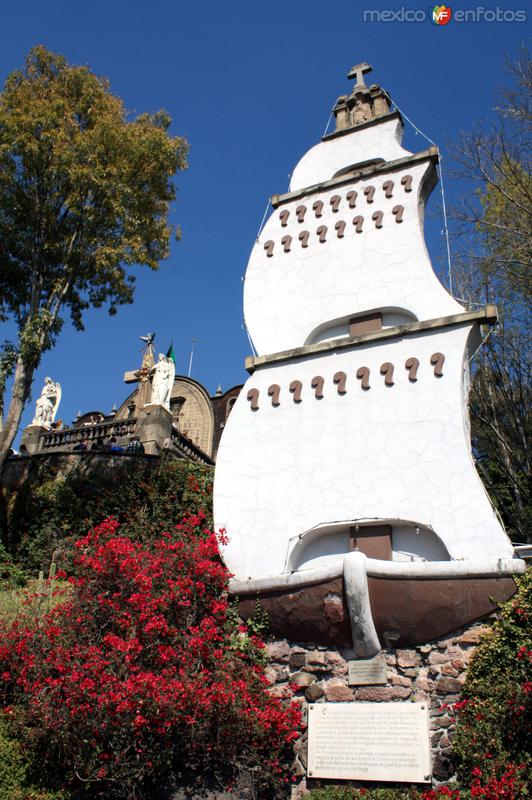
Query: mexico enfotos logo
432 4 452 24
362 5 527 23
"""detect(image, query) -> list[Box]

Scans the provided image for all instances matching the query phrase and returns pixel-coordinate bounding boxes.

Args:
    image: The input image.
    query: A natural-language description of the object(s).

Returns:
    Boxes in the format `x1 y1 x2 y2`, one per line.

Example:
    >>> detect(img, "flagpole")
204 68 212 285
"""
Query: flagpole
187 338 196 378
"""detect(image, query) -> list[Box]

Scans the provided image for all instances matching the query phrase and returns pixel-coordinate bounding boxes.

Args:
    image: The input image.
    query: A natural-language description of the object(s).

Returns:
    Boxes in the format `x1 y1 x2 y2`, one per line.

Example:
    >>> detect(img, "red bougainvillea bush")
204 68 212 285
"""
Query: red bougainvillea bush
0 514 301 799
450 568 531 798
305 770 528 800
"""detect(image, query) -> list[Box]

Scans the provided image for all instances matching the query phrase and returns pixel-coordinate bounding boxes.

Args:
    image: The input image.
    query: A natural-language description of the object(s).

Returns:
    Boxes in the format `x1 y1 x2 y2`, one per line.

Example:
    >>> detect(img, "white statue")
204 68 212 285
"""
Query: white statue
150 354 174 409
32 377 61 428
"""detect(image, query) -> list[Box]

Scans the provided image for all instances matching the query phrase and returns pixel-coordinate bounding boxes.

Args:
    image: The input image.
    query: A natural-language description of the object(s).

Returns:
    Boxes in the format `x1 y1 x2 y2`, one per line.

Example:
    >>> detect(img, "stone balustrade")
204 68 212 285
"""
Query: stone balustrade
20 411 214 466
170 427 214 465
42 419 137 449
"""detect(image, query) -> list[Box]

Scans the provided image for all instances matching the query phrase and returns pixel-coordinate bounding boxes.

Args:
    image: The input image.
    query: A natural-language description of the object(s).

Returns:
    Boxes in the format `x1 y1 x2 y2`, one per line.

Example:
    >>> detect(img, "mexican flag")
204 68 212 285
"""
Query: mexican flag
166 341 176 365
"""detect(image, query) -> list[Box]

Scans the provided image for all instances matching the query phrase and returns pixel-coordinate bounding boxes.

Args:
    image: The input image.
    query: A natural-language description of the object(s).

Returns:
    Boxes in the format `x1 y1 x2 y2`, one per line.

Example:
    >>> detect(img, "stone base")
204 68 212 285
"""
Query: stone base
135 404 173 455
141 403 173 415
20 425 49 454
262 621 493 795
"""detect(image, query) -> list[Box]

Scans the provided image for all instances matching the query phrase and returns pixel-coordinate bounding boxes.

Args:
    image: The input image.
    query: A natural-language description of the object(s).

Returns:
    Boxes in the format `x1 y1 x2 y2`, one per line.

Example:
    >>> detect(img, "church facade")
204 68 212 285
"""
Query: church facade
21 342 242 464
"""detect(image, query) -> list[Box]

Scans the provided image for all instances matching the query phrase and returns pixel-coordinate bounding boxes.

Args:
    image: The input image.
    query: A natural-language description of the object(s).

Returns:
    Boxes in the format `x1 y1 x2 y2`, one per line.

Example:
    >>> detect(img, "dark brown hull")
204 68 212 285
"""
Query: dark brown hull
237 575 517 646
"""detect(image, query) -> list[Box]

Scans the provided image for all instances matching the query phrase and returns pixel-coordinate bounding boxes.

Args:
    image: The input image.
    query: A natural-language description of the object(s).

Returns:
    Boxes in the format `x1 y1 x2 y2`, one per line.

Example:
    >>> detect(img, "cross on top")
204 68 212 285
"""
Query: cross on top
348 62 373 88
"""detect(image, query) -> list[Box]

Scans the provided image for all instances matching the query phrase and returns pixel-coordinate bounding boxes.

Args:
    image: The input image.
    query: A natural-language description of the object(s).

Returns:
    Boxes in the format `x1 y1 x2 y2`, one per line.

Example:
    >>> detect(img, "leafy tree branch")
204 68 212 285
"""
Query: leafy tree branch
0 46 188 470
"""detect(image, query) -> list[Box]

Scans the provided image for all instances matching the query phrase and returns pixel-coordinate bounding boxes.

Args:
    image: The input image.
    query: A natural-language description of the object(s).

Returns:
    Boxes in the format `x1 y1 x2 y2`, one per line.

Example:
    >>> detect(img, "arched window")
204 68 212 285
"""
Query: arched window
170 396 185 420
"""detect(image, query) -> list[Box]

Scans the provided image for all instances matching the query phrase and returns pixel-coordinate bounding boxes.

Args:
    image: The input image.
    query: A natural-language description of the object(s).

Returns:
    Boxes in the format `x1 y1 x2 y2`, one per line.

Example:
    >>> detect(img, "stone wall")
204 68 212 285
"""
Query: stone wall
169 378 215 457
1 451 159 490
264 622 490 796
211 386 241 459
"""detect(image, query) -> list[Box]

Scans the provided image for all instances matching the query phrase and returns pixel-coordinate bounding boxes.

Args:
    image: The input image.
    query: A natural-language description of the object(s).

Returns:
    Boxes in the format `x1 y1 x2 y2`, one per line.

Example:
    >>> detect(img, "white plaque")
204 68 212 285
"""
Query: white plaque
307 702 431 783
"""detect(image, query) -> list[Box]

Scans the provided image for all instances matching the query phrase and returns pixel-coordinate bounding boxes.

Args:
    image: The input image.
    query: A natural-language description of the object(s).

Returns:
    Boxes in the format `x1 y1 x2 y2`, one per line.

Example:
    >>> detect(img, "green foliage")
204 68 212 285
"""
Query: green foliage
226 599 270 665
452 52 531 543
0 717 27 798
0 45 188 464
5 456 213 576
0 541 25 589
0 515 301 799
0 45 187 329
452 569 531 789
472 432 531 544
476 158 531 303
0 342 16 407
0 578 71 627
469 315 531 544
0 717 66 800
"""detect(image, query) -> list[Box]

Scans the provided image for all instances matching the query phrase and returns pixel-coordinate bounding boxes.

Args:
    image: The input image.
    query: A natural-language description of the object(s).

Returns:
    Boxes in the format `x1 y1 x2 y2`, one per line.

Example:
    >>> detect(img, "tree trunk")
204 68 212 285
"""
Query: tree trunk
0 355 34 476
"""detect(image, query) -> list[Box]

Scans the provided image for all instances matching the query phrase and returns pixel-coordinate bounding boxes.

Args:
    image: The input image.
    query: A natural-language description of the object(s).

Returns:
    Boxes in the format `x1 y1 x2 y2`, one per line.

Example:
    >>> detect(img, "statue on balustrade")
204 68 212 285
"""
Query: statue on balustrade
32 377 61 429
150 354 174 410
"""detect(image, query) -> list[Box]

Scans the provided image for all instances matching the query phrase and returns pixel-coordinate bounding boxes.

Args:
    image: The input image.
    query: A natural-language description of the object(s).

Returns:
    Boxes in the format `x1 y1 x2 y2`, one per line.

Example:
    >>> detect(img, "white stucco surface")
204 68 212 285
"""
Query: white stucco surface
214 100 513 585
287 521 450 571
289 116 408 191
244 157 463 355
214 325 513 581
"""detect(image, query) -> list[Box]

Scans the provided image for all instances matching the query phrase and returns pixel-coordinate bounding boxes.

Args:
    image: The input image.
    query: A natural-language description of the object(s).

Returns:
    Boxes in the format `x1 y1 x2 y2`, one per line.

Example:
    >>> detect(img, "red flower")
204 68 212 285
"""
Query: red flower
0 514 301 796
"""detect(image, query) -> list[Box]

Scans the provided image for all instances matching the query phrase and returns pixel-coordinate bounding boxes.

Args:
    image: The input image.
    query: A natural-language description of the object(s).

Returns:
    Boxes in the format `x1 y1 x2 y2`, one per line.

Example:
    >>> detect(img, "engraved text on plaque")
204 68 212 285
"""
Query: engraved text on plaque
307 702 431 783
348 656 387 685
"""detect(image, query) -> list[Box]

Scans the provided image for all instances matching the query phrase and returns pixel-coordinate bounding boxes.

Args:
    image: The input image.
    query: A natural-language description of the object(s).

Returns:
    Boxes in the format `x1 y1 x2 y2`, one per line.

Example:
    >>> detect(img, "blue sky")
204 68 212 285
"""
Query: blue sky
0 0 529 435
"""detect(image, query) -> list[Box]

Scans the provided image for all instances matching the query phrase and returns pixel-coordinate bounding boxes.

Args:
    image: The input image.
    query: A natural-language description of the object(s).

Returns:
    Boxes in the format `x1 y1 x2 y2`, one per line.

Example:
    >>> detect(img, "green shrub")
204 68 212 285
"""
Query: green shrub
0 579 71 626
4 455 213 575
0 717 27 798
0 542 26 590
0 717 67 799
0 514 301 799
451 568 531 792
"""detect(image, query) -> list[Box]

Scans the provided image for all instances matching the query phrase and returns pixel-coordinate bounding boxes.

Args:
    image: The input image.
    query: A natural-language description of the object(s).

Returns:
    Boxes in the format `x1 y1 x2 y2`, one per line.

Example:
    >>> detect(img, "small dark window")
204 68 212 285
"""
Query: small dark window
171 396 185 419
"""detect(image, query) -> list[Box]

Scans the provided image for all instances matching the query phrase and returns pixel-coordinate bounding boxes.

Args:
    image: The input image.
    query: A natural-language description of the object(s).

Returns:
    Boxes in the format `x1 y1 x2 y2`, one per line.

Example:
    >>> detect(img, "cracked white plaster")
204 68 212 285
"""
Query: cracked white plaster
214 102 514 584
245 156 463 355
215 326 513 580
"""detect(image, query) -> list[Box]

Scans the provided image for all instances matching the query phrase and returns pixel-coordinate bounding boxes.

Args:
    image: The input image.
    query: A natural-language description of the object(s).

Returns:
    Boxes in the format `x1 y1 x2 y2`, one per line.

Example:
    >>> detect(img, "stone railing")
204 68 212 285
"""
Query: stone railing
42 419 137 450
170 428 214 466
33 417 214 465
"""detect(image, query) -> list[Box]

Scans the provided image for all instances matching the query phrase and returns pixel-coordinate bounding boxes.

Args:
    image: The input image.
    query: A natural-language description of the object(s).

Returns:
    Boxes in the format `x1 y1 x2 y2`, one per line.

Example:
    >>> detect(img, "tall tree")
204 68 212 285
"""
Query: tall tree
451 50 531 542
0 46 188 472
